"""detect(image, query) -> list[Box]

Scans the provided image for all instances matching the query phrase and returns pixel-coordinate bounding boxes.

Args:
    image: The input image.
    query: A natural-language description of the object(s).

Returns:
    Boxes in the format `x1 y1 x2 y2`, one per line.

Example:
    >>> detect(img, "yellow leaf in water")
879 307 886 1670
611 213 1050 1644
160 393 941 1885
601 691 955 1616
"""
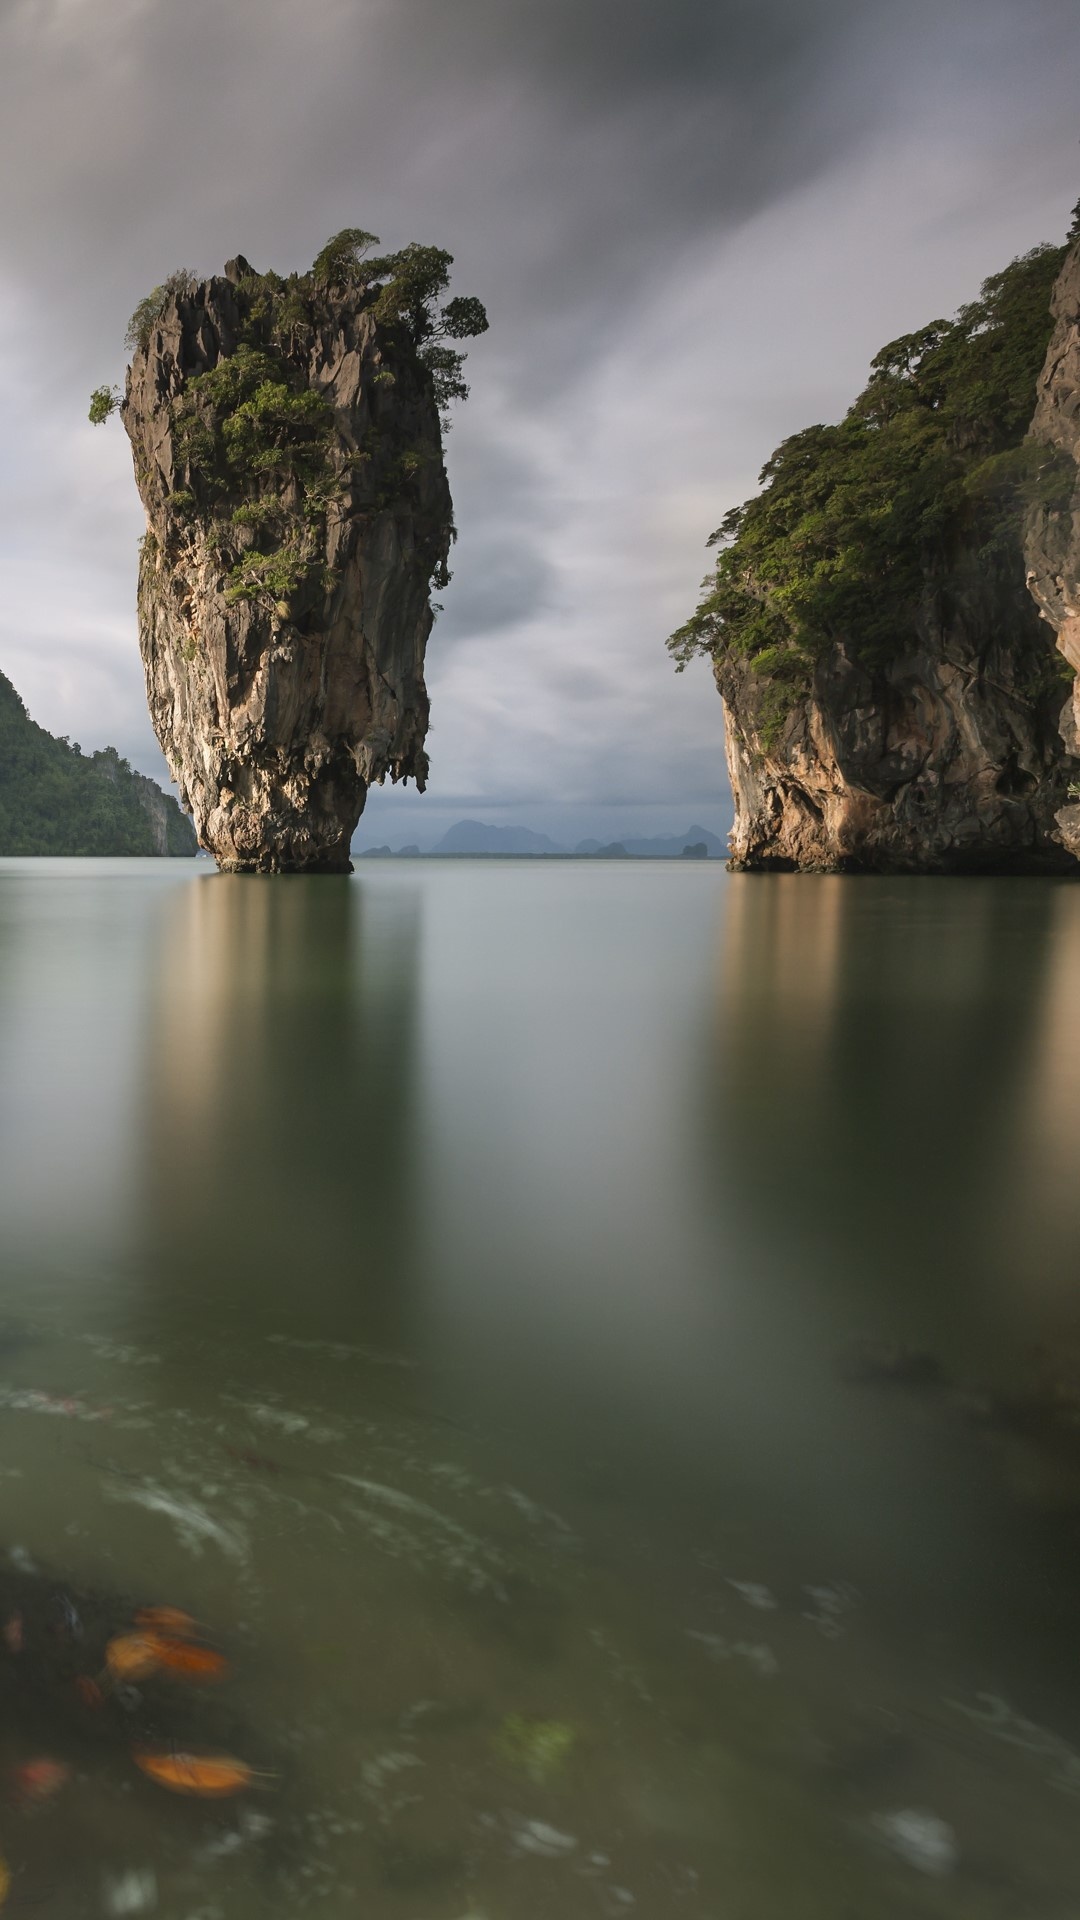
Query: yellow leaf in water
133 1748 254 1796
0 1853 9 1905
105 1632 162 1681
148 1636 227 1681
134 1606 198 1638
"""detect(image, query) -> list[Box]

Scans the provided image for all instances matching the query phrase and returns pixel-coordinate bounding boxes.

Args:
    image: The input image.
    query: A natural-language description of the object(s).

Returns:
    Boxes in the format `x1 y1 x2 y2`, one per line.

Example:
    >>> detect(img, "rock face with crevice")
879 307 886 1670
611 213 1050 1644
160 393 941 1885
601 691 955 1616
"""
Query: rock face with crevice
718 615 1075 874
1026 232 1080 862
123 257 453 872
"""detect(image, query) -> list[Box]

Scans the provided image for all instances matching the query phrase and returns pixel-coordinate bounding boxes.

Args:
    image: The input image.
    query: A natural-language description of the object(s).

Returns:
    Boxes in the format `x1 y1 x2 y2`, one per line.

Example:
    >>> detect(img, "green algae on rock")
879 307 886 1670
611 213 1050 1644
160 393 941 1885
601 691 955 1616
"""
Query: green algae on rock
105 234 486 873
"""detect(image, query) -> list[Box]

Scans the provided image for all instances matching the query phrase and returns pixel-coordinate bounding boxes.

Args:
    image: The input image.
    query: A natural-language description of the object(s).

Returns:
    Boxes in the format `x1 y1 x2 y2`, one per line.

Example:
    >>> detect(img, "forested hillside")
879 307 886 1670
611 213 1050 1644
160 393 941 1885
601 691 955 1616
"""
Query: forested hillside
0 670 196 855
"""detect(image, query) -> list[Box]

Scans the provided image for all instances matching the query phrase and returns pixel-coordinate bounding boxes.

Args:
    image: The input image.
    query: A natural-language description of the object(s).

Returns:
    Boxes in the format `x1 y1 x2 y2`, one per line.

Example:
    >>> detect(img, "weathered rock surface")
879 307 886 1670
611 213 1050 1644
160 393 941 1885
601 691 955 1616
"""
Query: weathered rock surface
1026 232 1080 861
719 611 1075 874
123 259 453 872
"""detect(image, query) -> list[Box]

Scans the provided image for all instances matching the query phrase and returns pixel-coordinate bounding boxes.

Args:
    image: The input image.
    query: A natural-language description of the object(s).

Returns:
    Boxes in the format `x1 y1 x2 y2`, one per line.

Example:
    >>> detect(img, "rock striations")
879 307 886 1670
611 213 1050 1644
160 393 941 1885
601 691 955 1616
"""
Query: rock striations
716 617 1072 875
1025 228 1080 861
119 239 481 872
673 241 1077 873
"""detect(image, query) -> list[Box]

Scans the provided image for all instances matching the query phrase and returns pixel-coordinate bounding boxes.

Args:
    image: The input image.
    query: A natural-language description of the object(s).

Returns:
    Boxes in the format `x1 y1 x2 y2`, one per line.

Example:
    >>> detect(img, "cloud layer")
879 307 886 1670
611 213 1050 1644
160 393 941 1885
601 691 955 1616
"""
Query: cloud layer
0 0 1077 843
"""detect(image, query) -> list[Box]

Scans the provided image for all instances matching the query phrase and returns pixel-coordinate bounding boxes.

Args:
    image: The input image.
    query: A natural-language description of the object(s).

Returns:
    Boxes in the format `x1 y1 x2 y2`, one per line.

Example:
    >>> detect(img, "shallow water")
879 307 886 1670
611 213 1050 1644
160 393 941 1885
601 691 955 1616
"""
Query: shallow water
2 858 1080 1915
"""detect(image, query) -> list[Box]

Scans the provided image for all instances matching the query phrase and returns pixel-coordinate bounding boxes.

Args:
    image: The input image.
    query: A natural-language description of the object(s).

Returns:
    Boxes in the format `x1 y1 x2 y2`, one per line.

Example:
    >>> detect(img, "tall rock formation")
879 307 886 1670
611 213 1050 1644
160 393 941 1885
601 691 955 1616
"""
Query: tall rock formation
1025 228 1080 861
116 238 482 872
672 242 1076 873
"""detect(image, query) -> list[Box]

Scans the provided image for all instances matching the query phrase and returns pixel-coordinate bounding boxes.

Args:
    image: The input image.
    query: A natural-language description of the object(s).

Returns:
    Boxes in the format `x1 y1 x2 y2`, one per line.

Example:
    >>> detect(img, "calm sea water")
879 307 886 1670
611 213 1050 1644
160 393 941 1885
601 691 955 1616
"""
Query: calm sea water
2 858 1080 1916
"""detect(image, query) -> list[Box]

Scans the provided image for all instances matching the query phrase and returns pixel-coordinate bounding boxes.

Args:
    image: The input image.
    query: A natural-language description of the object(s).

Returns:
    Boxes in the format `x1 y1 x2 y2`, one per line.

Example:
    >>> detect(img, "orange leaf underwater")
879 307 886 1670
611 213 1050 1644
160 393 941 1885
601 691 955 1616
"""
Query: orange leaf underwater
12 1759 70 1806
134 1607 198 1638
149 1636 227 1680
133 1749 254 1797
105 1633 162 1682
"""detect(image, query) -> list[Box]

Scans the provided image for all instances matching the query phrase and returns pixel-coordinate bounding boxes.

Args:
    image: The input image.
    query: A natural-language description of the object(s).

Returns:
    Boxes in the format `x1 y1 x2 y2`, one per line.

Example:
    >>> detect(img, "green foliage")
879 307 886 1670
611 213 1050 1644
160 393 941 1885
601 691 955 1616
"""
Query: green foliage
0 670 196 856
220 380 333 482
669 244 1070 694
224 538 325 606
124 270 198 353
230 499 279 530
88 384 120 425
122 226 485 613
311 228 380 286
493 1716 577 1785
169 345 337 608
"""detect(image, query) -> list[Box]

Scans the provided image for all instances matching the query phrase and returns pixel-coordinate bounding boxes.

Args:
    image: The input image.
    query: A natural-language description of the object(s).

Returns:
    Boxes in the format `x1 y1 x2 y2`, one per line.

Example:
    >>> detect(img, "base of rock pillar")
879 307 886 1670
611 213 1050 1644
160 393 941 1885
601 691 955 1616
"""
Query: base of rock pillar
214 854 355 875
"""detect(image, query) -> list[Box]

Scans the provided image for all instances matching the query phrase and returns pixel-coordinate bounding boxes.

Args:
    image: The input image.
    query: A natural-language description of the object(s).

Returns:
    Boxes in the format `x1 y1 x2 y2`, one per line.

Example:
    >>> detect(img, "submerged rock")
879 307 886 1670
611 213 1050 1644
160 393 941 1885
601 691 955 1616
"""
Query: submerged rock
1025 224 1080 861
118 240 483 872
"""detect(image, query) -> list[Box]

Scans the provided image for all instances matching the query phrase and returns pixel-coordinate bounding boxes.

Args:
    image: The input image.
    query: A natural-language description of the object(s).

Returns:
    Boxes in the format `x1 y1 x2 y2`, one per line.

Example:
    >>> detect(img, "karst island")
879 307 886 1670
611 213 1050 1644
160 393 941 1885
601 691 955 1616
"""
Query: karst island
669 225 1080 874
91 230 487 872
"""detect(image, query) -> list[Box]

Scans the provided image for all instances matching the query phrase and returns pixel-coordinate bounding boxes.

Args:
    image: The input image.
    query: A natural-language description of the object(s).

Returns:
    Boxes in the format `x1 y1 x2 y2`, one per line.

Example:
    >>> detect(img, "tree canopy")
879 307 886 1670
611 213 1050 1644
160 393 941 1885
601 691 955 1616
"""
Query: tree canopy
668 243 1072 693
106 230 488 418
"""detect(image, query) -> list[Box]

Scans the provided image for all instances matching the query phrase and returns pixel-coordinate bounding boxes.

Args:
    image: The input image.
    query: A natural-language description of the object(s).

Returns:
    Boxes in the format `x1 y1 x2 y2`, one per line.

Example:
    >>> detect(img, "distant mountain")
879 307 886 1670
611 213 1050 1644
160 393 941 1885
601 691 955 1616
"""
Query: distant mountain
0 669 196 856
432 820 567 856
575 825 726 858
354 820 729 859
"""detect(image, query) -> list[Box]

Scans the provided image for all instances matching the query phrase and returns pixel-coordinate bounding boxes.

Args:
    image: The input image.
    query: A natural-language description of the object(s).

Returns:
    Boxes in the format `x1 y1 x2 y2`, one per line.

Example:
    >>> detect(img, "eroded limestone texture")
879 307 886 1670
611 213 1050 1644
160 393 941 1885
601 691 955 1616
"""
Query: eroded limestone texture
1026 232 1080 861
717 619 1074 875
123 257 454 872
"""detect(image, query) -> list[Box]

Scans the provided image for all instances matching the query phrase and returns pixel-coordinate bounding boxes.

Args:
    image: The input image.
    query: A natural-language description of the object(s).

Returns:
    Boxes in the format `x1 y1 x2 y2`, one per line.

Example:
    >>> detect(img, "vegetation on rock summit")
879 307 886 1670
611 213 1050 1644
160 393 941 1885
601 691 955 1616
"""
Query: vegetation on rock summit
90 230 487 618
669 243 1074 725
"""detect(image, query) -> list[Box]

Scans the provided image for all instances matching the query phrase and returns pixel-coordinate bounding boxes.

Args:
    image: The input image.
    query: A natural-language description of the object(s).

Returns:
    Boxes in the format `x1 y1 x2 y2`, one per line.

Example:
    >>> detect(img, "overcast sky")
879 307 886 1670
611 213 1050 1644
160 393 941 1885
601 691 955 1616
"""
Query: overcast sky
0 0 1077 848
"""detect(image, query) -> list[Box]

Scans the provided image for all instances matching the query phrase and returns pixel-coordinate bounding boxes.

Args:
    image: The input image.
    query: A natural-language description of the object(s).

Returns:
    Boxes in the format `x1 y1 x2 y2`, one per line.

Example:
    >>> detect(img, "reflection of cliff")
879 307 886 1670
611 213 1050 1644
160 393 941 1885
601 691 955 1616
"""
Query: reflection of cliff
709 875 1077 1348
134 874 423 1339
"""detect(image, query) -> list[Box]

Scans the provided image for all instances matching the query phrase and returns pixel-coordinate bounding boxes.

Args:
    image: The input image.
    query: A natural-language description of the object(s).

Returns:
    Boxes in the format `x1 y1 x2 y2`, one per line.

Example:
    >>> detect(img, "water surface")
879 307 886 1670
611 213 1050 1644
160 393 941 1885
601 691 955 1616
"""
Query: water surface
1 859 1080 1916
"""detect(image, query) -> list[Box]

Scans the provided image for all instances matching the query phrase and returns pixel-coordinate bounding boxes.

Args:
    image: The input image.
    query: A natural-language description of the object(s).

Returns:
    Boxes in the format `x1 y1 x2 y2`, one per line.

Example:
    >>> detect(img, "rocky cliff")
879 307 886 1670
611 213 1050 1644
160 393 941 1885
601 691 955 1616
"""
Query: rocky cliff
117 237 482 872
716 615 1072 875
1025 228 1080 860
673 242 1076 873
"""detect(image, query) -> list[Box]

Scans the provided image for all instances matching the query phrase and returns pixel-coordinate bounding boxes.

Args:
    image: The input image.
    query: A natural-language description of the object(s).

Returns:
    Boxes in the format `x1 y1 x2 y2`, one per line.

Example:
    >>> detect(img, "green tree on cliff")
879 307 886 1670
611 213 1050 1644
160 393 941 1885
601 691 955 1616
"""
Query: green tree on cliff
668 243 1071 696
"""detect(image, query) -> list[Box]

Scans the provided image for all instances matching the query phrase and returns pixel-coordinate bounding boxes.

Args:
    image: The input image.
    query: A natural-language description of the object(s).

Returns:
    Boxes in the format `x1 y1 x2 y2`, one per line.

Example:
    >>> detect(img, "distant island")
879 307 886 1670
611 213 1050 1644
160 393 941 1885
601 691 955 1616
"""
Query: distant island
356 819 726 858
0 669 196 856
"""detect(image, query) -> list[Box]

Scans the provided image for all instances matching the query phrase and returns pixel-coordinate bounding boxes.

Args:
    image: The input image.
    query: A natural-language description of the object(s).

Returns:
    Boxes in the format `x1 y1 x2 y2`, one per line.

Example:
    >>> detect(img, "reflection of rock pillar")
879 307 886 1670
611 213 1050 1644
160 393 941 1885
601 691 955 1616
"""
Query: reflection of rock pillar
134 875 423 1329
717 873 843 1076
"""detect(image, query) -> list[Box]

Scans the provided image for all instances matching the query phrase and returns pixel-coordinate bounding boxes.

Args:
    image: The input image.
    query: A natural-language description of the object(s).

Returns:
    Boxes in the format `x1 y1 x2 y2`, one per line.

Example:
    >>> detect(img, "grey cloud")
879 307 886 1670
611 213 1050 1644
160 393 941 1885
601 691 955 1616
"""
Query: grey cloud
436 535 555 643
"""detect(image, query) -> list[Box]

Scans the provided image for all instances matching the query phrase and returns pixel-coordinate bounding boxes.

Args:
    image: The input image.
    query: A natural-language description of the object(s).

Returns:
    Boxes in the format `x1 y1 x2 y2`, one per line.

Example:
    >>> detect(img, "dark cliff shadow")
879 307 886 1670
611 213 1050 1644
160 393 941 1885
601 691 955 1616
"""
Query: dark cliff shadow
130 872 425 1354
